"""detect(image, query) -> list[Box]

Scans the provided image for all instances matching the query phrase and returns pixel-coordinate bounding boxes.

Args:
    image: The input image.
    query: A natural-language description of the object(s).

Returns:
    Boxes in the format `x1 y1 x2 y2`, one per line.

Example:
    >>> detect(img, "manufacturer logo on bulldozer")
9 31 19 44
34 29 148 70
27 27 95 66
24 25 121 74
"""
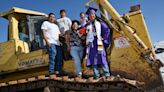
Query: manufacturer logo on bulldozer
114 37 130 48
18 58 45 68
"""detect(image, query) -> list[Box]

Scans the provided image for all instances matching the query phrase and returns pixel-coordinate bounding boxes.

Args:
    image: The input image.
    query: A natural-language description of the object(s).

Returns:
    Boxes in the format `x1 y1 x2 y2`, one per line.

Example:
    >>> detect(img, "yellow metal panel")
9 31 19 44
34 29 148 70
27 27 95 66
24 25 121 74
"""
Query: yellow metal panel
8 14 19 40
109 11 162 89
127 11 155 56
0 41 15 65
0 41 18 72
18 49 45 60
0 7 47 18
63 60 76 73
15 40 29 54
17 49 48 69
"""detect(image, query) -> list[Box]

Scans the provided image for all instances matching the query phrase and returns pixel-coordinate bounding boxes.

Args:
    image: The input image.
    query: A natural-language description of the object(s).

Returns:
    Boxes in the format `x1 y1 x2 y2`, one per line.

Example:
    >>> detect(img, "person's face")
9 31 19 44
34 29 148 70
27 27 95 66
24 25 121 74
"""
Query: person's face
48 14 55 23
80 13 85 18
72 22 78 30
61 12 66 18
89 13 96 21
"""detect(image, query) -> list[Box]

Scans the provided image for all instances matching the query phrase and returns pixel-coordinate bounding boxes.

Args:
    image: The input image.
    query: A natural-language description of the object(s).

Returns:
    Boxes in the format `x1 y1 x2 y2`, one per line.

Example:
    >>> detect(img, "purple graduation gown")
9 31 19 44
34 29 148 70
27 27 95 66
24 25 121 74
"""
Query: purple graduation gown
86 20 111 67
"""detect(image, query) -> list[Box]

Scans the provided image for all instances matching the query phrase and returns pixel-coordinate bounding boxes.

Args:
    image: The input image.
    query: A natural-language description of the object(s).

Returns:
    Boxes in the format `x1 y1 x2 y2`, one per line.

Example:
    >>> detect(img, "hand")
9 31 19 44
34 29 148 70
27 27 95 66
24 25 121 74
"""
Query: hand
56 40 62 46
46 42 51 48
59 41 63 46
67 46 70 52
60 32 65 37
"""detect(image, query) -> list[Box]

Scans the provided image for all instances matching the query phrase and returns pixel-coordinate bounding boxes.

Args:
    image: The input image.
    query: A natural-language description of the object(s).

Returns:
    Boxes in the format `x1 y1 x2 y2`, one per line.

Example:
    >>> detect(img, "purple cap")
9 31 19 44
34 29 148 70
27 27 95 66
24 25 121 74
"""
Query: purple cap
86 7 97 15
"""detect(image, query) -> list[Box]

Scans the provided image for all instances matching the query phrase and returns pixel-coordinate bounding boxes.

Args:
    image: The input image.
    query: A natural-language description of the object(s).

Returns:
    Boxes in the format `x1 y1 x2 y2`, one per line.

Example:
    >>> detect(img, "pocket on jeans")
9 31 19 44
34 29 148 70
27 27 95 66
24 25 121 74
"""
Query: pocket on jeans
47 44 52 52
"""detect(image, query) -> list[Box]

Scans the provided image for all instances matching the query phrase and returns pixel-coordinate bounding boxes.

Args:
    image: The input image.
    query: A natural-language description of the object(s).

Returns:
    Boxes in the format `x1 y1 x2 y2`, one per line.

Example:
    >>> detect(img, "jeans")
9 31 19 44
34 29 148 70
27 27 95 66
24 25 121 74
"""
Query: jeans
93 64 110 78
55 45 63 73
70 46 84 75
47 44 63 74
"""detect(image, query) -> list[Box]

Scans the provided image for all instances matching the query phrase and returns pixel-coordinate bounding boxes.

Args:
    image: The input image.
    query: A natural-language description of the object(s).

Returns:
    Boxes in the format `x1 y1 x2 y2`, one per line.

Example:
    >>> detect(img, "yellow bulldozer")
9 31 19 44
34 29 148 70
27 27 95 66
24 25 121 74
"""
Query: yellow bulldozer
0 0 163 92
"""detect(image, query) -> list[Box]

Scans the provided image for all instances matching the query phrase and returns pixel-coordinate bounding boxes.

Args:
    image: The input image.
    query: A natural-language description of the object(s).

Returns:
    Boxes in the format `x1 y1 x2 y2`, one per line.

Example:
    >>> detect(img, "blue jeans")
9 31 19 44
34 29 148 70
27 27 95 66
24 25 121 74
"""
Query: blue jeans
93 64 110 78
70 46 84 75
55 45 63 72
47 44 63 74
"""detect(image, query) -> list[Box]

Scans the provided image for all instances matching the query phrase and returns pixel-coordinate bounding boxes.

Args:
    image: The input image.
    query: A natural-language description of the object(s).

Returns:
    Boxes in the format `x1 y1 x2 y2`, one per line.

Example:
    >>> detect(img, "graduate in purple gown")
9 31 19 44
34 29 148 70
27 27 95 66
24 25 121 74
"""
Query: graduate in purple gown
85 7 111 79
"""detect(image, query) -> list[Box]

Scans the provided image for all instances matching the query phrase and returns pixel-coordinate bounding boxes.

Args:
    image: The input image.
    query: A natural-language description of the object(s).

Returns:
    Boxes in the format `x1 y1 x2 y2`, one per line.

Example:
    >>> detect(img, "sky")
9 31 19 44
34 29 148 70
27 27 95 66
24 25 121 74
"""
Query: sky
0 0 164 43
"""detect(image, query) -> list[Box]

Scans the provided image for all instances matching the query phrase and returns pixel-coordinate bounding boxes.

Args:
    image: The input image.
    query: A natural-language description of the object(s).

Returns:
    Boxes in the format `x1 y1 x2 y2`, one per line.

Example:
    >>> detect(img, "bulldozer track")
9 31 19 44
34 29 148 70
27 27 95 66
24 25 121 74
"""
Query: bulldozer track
0 75 144 92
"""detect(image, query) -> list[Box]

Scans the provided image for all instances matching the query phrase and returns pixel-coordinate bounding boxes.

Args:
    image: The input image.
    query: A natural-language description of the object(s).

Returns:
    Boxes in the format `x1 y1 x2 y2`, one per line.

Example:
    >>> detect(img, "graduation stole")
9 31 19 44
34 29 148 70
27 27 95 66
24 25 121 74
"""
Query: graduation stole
85 20 104 59
92 20 104 51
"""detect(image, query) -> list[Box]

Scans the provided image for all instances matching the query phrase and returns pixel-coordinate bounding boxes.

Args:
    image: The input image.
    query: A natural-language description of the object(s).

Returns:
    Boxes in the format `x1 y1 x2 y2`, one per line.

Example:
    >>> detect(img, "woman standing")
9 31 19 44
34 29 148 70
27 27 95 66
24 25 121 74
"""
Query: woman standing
66 20 84 78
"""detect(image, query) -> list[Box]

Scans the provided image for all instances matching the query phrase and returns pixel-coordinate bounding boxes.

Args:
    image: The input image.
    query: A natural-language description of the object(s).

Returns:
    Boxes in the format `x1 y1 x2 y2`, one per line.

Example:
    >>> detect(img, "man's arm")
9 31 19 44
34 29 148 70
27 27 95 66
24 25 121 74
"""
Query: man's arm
42 30 51 48
67 18 72 30
41 21 51 48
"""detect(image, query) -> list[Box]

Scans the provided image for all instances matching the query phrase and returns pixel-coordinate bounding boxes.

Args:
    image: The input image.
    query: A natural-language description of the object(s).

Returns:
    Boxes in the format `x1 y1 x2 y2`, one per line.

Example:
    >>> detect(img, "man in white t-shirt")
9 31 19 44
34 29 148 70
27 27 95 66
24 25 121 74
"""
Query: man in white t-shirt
41 13 62 74
57 9 72 60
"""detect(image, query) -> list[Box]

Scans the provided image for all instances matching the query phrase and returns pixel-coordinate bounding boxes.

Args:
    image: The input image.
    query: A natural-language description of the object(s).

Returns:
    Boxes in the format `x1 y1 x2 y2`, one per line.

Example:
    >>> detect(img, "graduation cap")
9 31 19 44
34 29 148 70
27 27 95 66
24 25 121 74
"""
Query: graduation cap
86 7 98 15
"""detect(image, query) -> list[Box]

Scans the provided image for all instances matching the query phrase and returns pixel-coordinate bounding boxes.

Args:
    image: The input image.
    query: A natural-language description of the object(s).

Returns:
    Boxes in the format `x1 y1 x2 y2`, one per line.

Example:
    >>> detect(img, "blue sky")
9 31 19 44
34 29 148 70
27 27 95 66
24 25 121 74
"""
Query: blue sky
0 0 164 43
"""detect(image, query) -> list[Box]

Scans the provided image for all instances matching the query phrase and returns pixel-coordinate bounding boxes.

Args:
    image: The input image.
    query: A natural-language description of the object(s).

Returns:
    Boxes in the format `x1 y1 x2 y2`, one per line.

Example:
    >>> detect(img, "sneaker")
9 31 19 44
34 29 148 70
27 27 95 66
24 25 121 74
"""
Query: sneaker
49 72 55 75
55 71 59 75
77 74 82 78
105 76 110 79
94 76 100 80
55 71 63 77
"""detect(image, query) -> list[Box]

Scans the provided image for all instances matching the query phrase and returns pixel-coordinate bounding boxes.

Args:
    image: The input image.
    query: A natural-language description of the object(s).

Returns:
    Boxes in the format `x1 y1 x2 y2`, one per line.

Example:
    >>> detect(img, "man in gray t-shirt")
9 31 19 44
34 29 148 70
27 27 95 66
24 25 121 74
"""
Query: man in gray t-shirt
57 9 72 34
57 9 72 60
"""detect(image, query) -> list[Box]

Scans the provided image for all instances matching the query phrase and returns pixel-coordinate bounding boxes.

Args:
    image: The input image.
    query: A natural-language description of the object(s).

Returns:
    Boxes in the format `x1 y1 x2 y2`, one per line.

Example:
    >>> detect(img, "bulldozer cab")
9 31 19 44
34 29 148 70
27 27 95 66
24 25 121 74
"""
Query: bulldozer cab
18 15 46 51
0 7 47 53
0 7 49 75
